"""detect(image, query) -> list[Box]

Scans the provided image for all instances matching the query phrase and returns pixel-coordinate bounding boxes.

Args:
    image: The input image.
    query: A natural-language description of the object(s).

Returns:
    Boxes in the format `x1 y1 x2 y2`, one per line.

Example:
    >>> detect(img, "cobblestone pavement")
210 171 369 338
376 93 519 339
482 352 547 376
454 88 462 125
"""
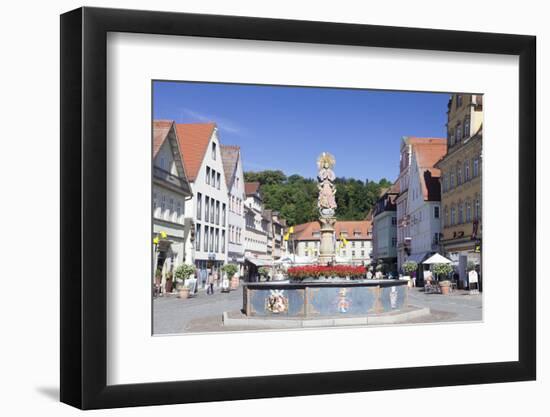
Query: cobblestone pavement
153 284 483 335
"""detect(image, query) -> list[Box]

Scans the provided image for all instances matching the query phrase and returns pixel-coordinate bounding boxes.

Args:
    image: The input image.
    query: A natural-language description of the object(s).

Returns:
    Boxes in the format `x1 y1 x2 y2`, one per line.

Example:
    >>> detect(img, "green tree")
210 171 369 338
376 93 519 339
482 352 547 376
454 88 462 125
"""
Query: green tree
244 170 393 226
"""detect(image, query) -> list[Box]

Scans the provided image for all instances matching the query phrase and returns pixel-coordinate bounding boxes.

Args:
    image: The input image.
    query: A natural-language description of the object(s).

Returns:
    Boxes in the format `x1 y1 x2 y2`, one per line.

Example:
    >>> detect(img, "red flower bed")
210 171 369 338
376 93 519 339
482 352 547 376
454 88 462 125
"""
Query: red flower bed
287 265 366 280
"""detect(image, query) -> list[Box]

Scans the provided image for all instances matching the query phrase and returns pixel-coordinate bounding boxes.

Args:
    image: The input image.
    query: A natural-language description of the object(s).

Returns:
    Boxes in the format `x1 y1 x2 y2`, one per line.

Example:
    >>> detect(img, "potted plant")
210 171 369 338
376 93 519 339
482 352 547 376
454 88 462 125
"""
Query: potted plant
402 260 418 287
432 263 454 295
222 264 239 290
174 264 196 299
165 270 174 294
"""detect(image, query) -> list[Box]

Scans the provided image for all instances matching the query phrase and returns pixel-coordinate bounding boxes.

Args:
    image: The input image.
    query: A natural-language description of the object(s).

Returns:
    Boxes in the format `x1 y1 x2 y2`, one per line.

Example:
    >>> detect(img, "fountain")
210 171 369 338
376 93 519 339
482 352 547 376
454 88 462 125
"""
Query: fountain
235 153 415 325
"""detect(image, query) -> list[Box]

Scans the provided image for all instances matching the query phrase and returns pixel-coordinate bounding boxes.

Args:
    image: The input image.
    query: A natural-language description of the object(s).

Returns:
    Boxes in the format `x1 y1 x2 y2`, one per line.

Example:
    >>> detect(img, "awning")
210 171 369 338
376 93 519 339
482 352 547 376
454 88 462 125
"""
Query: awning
245 257 273 267
423 253 453 264
406 252 429 264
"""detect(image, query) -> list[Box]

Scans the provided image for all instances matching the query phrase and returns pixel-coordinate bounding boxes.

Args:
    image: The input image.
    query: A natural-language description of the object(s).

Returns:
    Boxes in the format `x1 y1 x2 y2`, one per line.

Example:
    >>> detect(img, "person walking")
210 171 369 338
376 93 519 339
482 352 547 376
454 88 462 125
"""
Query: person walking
213 269 219 290
206 270 215 295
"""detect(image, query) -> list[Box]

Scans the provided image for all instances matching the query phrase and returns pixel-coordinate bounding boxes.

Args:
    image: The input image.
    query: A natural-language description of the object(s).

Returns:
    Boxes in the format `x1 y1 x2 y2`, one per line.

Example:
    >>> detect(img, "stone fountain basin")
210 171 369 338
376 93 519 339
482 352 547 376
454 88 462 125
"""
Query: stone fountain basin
243 279 408 317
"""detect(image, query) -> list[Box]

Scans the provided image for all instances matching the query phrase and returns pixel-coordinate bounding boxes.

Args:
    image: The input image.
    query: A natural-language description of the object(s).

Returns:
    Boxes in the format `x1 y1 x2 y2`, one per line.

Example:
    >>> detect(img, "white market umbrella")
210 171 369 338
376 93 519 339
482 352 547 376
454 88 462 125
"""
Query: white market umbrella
423 253 453 265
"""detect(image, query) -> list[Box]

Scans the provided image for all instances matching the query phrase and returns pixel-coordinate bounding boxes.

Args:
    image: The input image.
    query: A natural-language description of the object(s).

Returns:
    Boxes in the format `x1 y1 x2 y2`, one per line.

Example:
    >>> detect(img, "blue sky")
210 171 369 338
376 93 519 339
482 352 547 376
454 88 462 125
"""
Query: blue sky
153 81 449 182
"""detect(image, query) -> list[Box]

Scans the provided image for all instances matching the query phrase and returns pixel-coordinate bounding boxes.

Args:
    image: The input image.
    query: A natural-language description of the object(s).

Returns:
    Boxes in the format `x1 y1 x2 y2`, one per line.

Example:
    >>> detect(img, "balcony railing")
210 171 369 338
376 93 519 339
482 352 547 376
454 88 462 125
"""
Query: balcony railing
153 166 192 195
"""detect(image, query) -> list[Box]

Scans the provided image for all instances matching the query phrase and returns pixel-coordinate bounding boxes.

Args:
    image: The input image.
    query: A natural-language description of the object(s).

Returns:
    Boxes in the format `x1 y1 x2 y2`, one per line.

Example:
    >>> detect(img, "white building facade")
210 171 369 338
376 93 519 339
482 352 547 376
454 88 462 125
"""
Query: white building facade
176 123 229 288
152 121 193 290
372 184 399 271
221 145 246 273
244 182 269 259
403 140 446 276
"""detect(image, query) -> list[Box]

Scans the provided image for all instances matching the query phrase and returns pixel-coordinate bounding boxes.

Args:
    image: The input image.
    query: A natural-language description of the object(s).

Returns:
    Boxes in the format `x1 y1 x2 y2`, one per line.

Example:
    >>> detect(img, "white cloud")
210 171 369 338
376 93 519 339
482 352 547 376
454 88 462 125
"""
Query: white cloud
180 108 246 136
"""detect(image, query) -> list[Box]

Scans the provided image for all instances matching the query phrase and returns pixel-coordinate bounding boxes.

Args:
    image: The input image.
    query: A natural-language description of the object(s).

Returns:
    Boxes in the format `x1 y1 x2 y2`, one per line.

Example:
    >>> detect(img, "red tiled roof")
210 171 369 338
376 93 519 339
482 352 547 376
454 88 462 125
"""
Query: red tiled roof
293 220 372 241
245 182 260 196
175 123 216 182
153 120 174 158
411 138 446 201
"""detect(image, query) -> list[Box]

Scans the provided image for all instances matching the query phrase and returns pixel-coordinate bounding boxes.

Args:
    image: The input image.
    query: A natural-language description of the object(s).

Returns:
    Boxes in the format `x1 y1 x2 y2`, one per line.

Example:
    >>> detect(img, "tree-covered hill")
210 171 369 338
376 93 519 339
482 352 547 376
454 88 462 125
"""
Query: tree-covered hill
244 170 392 226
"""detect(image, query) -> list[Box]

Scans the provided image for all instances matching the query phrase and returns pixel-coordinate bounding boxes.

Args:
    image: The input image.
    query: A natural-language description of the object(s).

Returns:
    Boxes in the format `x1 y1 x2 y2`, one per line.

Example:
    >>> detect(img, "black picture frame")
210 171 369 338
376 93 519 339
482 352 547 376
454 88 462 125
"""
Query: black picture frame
60 6 536 410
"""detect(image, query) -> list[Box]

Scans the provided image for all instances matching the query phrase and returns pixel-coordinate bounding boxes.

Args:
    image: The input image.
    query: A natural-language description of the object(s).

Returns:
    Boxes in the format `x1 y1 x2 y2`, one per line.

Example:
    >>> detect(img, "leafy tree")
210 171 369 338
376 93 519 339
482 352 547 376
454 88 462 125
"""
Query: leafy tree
244 171 392 226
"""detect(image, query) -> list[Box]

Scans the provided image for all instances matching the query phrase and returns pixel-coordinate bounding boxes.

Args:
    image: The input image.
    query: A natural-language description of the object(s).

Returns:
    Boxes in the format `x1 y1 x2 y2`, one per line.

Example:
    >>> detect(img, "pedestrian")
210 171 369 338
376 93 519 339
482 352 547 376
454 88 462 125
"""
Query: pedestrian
366 270 373 280
213 268 219 289
206 270 215 295
411 271 416 288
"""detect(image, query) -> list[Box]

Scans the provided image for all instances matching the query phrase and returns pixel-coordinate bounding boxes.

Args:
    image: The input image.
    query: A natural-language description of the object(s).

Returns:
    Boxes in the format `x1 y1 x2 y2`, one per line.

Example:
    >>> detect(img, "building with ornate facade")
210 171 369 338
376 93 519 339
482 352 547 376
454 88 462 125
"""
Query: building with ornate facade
152 120 194 290
435 94 483 287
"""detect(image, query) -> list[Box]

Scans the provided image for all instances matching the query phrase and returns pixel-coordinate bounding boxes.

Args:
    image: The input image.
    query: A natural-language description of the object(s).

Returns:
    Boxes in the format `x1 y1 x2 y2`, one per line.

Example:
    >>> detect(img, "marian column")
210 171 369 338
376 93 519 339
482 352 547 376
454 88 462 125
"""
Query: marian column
317 152 337 265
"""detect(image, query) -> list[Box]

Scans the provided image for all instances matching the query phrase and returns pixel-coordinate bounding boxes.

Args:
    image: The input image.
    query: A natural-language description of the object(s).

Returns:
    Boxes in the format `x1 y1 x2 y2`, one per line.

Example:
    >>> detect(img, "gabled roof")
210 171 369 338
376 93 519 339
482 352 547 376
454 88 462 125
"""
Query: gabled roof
175 123 216 182
220 145 240 188
411 138 446 201
245 182 261 196
153 120 174 158
152 120 192 196
292 220 372 241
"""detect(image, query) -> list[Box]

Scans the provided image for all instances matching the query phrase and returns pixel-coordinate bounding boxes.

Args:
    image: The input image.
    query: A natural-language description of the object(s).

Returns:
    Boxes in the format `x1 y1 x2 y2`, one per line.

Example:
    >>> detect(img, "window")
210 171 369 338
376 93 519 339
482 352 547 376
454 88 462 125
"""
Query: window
196 193 202 220
168 198 174 219
212 142 217 160
209 227 214 252
206 167 211 184
392 237 397 247
196 224 201 251
210 198 215 223
222 203 226 225
456 94 463 107
361 250 365 257
216 173 221 190
392 217 397 225
204 226 209 252
161 195 167 219
205 196 210 222
458 203 464 224
444 206 449 228
221 230 226 252
473 158 479 177
352 251 356 257
450 171 455 188
456 125 462 143
450 130 455 146
475 196 481 220
176 201 182 221
215 228 219 252
216 201 220 225
466 201 472 222
464 117 470 139
434 206 440 219
451 206 456 226
211 169 216 187
153 192 158 217
464 160 470 181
